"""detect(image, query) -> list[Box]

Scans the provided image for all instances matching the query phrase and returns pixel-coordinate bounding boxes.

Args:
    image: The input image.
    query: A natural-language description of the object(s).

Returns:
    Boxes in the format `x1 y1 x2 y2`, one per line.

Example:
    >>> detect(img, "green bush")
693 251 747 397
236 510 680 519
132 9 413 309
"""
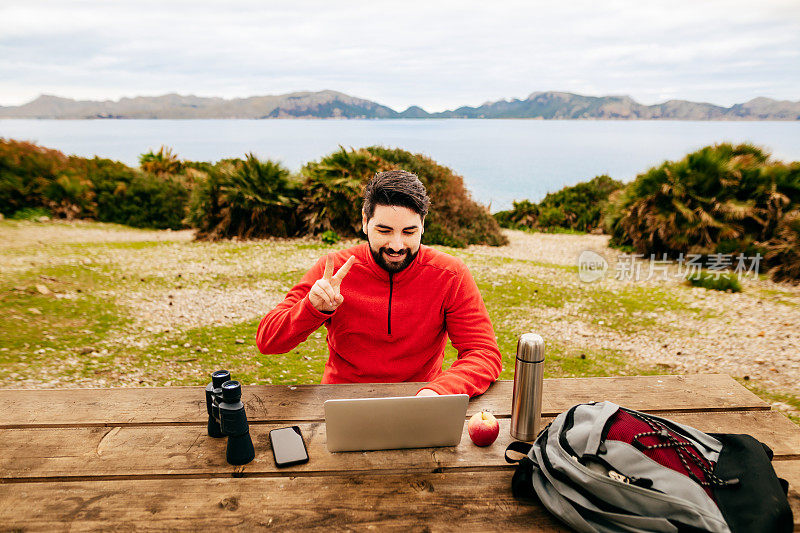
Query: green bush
0 139 95 219
301 147 389 236
139 146 183 176
300 146 506 247
494 199 538 229
606 144 799 255
494 175 622 233
0 139 191 229
10 207 51 220
320 230 340 245
763 209 800 284
189 154 301 240
364 146 508 247
101 172 190 229
605 144 800 284
686 271 742 292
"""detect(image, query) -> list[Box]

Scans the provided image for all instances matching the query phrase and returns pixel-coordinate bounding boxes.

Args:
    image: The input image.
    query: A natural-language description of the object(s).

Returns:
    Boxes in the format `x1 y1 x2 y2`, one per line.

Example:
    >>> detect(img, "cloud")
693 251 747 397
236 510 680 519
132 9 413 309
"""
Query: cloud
0 0 798 109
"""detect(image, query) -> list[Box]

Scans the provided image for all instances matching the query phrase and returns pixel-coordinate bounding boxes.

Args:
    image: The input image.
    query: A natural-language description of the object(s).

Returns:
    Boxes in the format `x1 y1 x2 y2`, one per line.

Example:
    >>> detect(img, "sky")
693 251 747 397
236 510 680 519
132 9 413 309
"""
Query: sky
1 0 799 112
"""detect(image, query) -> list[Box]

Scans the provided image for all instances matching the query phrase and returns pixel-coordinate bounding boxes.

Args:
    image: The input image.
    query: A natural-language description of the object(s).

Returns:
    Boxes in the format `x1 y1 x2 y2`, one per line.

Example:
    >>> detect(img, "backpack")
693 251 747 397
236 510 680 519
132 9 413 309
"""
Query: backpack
505 401 793 533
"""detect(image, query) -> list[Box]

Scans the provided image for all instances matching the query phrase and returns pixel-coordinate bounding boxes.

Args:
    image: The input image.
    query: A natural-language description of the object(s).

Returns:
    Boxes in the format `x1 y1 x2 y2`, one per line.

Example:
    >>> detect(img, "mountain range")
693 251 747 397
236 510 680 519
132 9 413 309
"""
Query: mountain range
1 90 798 120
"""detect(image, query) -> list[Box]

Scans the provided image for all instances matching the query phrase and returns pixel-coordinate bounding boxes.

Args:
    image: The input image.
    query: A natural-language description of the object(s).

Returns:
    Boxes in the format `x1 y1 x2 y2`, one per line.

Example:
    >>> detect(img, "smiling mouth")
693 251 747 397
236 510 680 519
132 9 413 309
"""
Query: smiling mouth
383 250 406 261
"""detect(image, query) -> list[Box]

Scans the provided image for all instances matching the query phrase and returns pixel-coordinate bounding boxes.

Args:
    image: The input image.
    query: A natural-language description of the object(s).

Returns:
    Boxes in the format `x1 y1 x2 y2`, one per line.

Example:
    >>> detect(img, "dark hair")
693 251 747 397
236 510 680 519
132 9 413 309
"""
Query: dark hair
362 170 431 221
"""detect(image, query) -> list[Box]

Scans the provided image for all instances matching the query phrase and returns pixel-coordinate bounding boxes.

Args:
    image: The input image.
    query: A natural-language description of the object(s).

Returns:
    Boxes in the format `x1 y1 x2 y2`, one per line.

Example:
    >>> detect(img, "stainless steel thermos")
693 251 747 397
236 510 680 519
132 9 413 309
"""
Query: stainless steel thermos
510 333 545 441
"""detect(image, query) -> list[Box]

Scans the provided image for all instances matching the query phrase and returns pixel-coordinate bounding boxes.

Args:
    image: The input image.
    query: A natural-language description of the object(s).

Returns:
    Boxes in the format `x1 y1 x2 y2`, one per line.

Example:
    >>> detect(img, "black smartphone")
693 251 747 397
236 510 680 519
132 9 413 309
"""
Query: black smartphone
269 426 309 467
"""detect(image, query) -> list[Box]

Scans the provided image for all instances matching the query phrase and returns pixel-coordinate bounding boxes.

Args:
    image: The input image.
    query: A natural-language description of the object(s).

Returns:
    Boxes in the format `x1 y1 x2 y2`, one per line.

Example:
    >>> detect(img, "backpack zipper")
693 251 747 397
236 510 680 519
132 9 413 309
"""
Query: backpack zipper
556 444 728 522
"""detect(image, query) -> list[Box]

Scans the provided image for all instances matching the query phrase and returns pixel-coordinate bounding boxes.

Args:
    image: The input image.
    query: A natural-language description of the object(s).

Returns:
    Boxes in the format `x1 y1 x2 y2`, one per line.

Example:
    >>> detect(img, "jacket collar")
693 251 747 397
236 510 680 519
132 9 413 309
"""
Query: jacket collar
359 242 427 283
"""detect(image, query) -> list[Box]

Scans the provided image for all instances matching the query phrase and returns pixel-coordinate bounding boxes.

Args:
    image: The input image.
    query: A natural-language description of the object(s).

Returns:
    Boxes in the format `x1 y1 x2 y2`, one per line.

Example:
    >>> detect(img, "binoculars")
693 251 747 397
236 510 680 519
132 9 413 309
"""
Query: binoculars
205 370 255 465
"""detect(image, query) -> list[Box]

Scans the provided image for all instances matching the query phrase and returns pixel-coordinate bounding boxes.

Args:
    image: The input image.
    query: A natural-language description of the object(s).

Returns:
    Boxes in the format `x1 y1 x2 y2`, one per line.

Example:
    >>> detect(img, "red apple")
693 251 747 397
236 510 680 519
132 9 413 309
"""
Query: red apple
468 411 500 446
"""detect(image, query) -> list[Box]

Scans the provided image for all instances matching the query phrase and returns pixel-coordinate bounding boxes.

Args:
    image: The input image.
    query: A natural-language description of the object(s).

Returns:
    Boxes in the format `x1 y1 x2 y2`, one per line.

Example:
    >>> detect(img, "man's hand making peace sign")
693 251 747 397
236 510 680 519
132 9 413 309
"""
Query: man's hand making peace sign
308 254 356 313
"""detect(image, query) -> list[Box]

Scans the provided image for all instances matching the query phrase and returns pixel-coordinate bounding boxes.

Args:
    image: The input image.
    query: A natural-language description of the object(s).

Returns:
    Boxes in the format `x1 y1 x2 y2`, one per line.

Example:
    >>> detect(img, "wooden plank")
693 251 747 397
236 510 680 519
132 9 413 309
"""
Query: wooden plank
0 374 767 428
2 465 797 532
0 472 569 532
3 411 797 482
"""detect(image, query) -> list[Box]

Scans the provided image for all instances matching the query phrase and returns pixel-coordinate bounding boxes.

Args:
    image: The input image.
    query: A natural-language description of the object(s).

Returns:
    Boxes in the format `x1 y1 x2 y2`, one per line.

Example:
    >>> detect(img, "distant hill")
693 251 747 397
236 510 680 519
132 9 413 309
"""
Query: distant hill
427 92 800 120
0 91 399 119
1 90 797 120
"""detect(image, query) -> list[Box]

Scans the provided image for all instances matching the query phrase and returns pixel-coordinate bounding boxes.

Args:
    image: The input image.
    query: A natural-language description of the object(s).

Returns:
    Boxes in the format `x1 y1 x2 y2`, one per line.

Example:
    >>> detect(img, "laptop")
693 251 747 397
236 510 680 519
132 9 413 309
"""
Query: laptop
324 394 470 452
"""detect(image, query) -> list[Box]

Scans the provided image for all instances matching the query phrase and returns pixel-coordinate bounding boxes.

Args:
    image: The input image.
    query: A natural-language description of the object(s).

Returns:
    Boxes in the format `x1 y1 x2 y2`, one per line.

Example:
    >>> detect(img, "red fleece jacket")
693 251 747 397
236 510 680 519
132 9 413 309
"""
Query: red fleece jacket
256 243 502 397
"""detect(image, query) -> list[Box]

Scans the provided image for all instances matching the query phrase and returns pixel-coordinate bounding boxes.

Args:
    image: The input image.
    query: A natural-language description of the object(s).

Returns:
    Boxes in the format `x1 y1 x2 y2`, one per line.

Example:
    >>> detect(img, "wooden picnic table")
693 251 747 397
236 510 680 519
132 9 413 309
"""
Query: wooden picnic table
0 374 798 531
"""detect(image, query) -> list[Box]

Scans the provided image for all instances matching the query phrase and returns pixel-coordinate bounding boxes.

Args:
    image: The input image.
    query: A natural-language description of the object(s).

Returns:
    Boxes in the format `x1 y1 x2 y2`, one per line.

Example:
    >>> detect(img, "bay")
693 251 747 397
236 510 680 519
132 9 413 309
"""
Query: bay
1 119 799 211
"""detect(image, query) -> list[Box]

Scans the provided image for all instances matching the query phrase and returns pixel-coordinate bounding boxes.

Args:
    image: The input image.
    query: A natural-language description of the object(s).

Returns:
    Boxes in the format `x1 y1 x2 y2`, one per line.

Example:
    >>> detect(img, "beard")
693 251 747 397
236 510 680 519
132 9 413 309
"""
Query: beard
369 243 419 273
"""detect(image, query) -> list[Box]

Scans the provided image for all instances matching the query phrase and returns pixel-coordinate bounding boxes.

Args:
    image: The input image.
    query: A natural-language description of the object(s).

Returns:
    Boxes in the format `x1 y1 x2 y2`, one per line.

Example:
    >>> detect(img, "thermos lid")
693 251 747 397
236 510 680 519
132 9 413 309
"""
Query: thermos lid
516 333 545 363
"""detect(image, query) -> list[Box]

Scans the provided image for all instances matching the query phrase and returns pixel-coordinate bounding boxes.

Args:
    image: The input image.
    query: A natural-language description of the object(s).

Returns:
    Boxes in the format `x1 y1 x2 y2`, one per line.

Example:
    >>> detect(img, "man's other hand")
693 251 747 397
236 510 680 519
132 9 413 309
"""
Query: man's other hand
416 388 439 397
309 254 356 312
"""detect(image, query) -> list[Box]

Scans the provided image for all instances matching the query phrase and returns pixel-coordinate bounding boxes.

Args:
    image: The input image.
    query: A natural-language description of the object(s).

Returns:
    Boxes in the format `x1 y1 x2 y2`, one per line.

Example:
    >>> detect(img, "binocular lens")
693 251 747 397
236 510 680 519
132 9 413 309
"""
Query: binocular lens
222 380 242 402
211 369 231 388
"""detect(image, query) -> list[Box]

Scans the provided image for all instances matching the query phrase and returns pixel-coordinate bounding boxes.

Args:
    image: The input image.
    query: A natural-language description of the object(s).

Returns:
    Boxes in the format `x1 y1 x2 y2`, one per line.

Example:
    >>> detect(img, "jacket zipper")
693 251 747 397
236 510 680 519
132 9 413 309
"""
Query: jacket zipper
387 273 394 335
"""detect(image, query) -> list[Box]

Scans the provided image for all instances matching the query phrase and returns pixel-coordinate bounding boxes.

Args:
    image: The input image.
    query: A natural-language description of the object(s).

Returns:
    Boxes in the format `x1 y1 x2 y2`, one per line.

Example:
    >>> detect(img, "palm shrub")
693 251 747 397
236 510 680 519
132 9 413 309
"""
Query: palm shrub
605 143 793 256
365 146 508 247
762 209 800 283
494 175 622 233
494 199 538 229
301 147 390 236
139 146 183 176
750 161 800 240
301 146 506 246
187 163 228 237
190 155 301 240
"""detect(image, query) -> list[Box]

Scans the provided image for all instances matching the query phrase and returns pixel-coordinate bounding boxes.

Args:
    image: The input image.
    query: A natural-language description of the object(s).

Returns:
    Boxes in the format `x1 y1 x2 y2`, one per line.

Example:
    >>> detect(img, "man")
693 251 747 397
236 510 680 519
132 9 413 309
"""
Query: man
256 170 502 397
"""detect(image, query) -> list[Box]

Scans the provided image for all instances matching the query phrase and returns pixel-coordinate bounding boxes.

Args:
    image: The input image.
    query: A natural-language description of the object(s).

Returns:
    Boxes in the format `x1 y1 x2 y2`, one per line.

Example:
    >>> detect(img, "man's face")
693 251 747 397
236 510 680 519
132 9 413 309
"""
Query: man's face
362 204 424 273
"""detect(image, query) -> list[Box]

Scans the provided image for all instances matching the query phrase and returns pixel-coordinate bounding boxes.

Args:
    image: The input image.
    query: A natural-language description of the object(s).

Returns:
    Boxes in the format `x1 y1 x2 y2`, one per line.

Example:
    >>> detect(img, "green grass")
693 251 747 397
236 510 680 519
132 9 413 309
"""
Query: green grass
120 319 330 387
0 264 126 357
755 288 800 308
686 271 742 293
0 263 128 383
477 274 568 312
1 221 797 427
737 379 800 424
582 284 711 333
455 249 579 273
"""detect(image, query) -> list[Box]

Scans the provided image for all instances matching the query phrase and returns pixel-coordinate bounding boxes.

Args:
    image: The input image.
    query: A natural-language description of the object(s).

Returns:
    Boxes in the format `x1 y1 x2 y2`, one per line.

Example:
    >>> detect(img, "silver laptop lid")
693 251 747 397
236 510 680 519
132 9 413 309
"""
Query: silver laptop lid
324 394 469 452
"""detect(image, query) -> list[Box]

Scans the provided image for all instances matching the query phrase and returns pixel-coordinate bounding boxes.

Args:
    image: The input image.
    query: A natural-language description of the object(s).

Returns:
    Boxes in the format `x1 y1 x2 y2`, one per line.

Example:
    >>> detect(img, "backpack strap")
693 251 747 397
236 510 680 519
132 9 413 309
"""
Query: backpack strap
504 441 533 463
505 441 538 500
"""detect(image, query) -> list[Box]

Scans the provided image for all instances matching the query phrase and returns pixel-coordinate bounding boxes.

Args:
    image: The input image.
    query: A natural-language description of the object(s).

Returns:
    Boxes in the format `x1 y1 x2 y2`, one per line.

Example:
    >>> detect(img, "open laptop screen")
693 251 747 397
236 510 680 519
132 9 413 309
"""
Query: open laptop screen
324 394 469 452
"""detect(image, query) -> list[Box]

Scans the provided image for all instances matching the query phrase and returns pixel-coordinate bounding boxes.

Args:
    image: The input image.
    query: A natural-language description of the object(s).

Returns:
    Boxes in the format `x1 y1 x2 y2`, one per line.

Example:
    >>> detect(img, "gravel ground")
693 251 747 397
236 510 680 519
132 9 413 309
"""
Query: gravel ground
2 221 798 416
469 230 800 412
0 219 194 248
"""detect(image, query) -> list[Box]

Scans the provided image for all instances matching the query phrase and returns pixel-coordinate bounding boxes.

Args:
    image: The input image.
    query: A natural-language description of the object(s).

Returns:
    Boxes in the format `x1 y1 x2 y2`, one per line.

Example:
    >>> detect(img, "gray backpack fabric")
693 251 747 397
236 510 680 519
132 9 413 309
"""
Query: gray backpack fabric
505 401 792 533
